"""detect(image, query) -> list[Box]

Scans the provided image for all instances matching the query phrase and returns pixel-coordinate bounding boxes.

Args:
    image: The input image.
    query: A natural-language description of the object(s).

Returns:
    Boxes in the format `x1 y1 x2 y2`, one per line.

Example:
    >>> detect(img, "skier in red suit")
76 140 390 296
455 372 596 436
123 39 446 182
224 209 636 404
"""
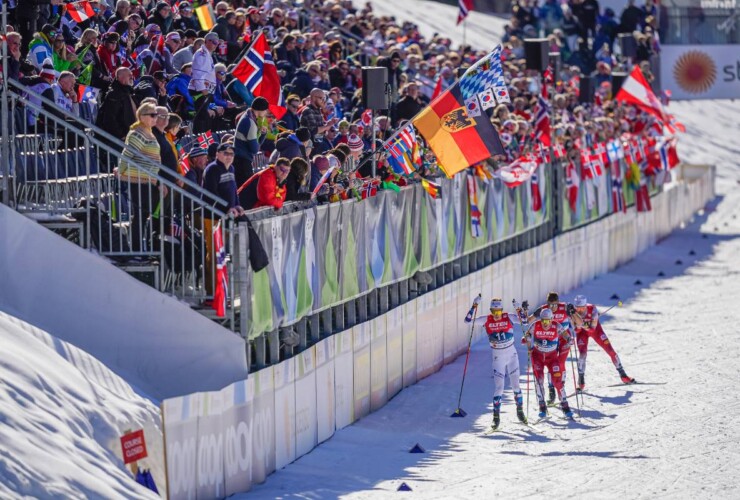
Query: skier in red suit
571 295 635 390
523 308 574 419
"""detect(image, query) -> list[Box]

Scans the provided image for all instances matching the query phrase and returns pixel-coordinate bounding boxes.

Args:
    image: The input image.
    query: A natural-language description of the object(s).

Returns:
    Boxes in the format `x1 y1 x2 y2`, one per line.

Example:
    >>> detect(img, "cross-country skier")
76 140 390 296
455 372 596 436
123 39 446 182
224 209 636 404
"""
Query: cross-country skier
483 298 527 428
523 308 574 419
570 295 635 390
529 292 573 405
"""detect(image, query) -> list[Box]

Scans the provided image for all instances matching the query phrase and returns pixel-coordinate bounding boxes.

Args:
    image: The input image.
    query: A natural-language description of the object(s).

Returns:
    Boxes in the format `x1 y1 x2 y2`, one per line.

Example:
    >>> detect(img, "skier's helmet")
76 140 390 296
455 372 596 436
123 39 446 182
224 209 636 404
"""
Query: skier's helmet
540 308 554 326
574 295 588 308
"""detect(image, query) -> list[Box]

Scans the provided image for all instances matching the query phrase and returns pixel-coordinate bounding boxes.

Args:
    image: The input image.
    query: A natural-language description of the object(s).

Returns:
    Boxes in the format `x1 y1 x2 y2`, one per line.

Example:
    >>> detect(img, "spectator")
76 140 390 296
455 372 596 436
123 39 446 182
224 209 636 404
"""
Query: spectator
97 31 122 82
284 157 312 202
117 102 164 251
95 67 137 145
28 24 55 71
133 70 169 107
172 36 201 72
166 63 194 118
234 96 269 188
201 142 243 296
300 88 338 141
5 32 30 82
16 0 63 58
290 61 322 99
211 63 237 130
147 1 174 34
570 0 600 38
189 32 219 133
173 2 199 32
107 0 132 26
539 0 565 35
238 157 291 210
395 82 424 124
347 134 364 162
152 105 179 184
282 94 302 132
620 0 644 34
183 146 209 197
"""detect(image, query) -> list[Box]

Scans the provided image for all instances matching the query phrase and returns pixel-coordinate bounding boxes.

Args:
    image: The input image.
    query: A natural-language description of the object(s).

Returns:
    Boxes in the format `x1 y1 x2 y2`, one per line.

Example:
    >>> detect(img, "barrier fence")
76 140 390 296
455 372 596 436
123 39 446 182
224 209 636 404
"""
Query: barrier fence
161 163 715 499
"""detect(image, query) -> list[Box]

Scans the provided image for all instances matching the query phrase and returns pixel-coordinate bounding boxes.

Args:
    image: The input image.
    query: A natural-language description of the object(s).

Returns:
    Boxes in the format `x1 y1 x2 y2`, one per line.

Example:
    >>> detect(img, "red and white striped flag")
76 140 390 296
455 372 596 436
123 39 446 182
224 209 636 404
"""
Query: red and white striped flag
457 0 474 25
66 1 95 24
212 222 228 318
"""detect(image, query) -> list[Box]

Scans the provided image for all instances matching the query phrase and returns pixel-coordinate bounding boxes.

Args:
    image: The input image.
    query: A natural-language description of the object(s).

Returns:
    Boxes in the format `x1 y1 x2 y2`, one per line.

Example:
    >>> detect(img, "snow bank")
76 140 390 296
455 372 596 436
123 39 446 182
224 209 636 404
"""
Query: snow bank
0 311 164 498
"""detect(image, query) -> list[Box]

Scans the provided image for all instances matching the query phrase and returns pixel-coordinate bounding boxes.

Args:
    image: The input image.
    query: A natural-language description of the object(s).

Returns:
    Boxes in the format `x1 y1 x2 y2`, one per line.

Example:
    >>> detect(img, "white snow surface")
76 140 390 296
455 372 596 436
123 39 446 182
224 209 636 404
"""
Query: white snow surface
243 99 740 499
369 0 507 48
0 311 164 498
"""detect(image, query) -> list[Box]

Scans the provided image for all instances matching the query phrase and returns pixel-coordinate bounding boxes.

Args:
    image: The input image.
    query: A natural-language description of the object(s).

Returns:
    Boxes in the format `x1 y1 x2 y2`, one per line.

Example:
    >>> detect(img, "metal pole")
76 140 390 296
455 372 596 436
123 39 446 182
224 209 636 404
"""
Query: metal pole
371 109 376 178
2 1 10 206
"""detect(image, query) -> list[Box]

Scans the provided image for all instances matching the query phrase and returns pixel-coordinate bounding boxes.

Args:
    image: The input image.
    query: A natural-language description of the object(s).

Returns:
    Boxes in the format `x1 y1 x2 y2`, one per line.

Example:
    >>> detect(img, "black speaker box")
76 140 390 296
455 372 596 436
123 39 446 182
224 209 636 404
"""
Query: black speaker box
524 38 549 72
611 72 628 94
618 33 637 59
362 66 388 109
548 51 561 80
579 76 594 103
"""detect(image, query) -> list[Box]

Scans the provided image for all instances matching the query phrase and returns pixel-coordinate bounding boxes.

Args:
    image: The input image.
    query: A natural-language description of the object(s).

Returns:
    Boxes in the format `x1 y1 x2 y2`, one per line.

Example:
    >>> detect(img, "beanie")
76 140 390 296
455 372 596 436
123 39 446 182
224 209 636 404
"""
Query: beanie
295 127 311 143
347 134 364 152
251 96 269 111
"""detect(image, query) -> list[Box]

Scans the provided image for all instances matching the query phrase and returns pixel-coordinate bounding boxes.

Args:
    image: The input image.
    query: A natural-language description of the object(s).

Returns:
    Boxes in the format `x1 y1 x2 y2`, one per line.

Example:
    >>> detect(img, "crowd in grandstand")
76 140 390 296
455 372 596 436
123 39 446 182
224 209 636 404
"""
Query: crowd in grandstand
3 0 666 215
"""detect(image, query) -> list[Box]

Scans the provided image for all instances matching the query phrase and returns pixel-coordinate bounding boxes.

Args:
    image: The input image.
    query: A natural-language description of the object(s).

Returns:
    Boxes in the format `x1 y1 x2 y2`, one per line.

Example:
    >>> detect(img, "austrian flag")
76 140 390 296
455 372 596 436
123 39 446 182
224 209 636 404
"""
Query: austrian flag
66 1 95 23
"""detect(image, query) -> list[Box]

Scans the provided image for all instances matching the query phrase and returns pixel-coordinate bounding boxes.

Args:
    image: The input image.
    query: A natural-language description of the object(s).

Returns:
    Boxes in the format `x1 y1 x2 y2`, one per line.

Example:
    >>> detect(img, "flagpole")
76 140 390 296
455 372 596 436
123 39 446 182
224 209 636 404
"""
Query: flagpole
463 19 467 48
1 0 9 206
371 109 377 178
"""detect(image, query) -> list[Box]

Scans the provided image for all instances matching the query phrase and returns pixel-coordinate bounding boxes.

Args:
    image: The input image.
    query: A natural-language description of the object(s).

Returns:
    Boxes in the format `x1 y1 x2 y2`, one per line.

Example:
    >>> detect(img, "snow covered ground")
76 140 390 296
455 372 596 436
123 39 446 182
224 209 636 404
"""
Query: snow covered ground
370 0 507 48
244 99 740 498
0 312 165 498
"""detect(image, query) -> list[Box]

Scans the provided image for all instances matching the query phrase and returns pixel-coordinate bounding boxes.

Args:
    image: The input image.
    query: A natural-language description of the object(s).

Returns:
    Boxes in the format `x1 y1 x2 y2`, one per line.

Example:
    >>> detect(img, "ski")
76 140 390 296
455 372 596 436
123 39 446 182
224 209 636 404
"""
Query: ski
605 381 666 387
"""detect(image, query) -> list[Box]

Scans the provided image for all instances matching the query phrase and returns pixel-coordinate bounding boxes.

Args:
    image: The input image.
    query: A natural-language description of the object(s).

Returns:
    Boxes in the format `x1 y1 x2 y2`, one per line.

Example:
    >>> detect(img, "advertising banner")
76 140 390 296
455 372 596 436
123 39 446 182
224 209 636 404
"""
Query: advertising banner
661 45 740 100
353 322 372 420
294 348 318 459
249 368 275 485
401 302 417 388
315 338 336 444
221 379 253 496
370 315 388 411
273 358 296 470
385 308 404 399
334 329 354 429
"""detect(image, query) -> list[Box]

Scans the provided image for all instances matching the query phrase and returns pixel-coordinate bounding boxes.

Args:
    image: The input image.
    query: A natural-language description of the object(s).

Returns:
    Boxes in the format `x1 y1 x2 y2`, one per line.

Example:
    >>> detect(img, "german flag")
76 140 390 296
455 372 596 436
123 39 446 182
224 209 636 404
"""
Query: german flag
413 83 504 177
421 178 441 199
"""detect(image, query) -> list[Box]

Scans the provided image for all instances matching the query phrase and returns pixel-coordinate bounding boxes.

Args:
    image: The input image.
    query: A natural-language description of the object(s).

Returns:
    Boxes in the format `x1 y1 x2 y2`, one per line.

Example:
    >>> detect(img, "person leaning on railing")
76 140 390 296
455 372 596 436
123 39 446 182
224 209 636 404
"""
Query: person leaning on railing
117 101 167 252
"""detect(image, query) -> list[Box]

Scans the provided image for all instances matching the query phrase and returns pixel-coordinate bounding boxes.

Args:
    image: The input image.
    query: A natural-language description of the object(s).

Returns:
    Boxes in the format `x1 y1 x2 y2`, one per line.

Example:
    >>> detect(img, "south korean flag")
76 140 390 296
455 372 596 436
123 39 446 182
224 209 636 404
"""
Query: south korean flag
465 94 482 117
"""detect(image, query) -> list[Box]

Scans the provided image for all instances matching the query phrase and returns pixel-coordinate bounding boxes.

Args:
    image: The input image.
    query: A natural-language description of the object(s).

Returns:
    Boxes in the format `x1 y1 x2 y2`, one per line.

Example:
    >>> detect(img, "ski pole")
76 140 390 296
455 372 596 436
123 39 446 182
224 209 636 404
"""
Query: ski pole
451 294 481 417
513 299 530 421
569 334 582 418
599 300 623 318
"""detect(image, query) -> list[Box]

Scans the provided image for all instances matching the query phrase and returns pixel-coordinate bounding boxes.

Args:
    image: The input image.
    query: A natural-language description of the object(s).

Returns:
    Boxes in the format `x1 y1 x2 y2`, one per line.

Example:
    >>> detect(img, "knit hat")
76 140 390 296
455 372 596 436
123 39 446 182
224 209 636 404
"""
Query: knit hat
295 127 311 143
313 155 330 172
189 146 208 159
251 96 269 111
39 59 58 81
217 143 234 152
347 134 364 152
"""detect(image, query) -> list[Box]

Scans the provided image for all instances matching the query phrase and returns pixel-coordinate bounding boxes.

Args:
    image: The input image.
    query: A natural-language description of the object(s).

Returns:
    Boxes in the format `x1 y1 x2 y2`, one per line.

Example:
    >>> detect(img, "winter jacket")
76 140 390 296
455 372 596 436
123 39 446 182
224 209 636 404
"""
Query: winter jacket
166 73 194 115
28 34 53 70
153 128 179 183
235 110 261 161
289 69 315 99
147 11 174 34
95 80 137 142
238 167 286 210
202 159 239 212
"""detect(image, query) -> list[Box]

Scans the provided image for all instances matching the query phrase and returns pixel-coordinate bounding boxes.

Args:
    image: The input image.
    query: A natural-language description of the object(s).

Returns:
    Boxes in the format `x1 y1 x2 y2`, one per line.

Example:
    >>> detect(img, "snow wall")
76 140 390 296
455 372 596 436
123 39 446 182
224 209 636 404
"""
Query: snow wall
162 165 713 499
0 204 250 401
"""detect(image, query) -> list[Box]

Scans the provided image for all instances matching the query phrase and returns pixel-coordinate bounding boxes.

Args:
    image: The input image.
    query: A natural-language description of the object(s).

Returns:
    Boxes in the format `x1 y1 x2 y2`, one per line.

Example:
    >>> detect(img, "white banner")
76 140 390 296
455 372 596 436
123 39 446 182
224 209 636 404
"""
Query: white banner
401 302 417 388
370 315 388 411
274 358 296 470
315 338 336 444
353 323 372 420
334 330 354 430
661 45 740 100
385 308 404 399
294 348 318 459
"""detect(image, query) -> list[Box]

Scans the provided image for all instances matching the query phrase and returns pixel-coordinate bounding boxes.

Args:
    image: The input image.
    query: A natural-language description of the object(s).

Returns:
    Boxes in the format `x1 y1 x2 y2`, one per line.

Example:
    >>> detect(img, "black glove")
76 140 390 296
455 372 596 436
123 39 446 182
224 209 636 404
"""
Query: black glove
567 303 576 315
521 300 529 311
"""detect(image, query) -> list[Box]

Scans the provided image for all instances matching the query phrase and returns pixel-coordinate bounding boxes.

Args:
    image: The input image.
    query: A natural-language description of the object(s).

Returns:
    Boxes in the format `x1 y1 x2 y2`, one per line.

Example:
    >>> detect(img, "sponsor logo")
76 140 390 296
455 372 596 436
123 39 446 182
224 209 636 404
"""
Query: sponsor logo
441 107 475 133
673 50 717 94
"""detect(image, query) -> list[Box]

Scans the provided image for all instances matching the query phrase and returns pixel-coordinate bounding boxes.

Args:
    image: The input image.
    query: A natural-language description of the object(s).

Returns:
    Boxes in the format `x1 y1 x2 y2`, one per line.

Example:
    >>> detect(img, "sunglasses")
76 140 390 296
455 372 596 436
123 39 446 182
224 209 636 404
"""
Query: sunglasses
220 151 235 156
217 71 226 75
143 113 158 117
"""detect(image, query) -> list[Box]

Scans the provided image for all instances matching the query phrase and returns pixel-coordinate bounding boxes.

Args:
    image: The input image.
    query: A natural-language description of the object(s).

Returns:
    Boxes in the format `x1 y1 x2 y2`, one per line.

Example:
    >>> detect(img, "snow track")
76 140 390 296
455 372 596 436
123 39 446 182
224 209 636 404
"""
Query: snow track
246 100 740 498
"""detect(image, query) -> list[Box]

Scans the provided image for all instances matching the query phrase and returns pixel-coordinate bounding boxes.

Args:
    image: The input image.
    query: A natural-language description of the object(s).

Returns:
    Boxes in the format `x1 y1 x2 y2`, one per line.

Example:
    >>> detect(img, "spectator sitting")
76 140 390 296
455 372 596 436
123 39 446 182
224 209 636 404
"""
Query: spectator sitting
166 63 194 118
183 146 208 193
147 1 174 35
173 2 200 33
282 94 302 132
172 35 201 72
134 70 169 107
290 61 322 99
347 134 364 163
238 157 291 210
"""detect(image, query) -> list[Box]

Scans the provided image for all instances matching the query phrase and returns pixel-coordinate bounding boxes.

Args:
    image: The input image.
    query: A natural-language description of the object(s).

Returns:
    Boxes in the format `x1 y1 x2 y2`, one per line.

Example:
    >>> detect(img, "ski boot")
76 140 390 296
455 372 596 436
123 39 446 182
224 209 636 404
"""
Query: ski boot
547 385 556 405
538 403 548 419
516 405 527 424
492 410 501 430
562 402 574 419
618 367 635 384
577 373 585 392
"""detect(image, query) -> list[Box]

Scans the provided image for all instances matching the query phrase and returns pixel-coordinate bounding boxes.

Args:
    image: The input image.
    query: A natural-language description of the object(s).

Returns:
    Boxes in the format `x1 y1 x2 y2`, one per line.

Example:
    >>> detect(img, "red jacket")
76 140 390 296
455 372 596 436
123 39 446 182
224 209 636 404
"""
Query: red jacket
255 167 286 210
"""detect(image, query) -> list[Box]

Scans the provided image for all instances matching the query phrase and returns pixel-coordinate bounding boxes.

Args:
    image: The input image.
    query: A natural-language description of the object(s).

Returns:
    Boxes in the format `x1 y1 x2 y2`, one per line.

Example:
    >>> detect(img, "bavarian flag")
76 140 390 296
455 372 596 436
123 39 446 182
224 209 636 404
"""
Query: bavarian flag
413 82 504 178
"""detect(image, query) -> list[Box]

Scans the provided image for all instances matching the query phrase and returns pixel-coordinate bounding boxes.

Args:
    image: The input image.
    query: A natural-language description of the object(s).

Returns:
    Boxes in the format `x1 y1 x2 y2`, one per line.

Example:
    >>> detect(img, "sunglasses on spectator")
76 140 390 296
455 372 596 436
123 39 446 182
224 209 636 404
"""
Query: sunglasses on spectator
143 113 158 117
217 71 226 75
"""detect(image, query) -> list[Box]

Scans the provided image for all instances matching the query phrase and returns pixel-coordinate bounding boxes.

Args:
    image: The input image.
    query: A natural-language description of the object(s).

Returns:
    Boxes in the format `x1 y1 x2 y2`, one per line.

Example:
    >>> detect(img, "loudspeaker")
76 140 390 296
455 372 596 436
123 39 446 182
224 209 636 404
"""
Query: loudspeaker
362 66 388 109
579 76 594 104
524 38 549 72
611 72 628 94
548 52 561 81
618 33 637 59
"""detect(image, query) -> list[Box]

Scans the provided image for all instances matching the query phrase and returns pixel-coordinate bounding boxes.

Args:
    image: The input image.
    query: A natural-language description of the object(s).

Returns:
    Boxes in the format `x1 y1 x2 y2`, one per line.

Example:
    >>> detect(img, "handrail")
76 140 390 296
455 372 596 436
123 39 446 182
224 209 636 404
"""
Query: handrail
7 78 228 214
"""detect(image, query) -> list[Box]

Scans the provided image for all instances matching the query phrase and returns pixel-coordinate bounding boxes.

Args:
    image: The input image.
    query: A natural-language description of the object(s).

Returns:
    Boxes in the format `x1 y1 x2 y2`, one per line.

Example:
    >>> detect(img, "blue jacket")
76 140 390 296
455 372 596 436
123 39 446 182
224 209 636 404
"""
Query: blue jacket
166 73 194 114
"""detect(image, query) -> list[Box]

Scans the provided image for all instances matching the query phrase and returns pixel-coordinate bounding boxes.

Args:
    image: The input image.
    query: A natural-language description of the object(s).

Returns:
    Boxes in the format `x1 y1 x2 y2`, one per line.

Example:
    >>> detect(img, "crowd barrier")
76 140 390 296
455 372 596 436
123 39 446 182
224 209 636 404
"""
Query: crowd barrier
161 164 714 499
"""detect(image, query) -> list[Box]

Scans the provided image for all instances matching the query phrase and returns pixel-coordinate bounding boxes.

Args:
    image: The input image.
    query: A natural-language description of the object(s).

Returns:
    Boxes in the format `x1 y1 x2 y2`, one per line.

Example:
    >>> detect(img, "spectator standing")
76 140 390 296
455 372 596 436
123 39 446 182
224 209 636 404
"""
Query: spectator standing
152 106 180 185
395 82 424 124
117 102 164 252
96 67 137 147
300 88 338 142
234 96 270 189
188 32 219 133
620 0 644 34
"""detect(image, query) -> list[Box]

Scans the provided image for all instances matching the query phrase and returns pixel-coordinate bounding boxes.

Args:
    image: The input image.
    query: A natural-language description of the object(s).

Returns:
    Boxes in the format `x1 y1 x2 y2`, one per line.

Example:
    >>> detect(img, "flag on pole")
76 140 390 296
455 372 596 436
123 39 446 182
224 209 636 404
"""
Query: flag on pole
431 76 443 100
421 178 441 199
611 162 626 213
383 123 419 175
197 131 215 149
566 159 580 212
413 82 505 178
534 94 551 147
312 166 337 195
212 222 228 318
66 1 95 23
459 45 510 104
466 173 483 238
615 65 685 133
232 31 286 119
457 0 475 25
195 3 216 30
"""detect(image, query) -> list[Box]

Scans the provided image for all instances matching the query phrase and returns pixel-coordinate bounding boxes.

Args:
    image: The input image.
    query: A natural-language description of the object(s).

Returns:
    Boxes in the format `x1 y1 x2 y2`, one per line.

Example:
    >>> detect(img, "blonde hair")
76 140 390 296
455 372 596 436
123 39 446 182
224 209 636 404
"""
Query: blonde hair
76 29 99 51
132 102 157 130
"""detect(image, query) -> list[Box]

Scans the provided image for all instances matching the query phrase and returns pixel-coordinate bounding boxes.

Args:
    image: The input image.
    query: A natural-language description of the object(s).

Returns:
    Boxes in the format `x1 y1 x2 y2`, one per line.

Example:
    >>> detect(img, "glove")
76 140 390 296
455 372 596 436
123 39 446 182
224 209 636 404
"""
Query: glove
521 300 529 311
567 303 576 315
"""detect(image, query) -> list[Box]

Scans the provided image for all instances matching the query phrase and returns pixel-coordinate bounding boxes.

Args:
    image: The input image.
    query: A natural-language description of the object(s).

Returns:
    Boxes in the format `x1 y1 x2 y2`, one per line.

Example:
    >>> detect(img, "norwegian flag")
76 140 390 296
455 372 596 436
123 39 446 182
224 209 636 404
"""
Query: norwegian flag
197 131 215 149
536 144 550 165
611 162 626 213
457 0 475 25
552 142 566 160
66 1 95 23
212 221 229 318
232 31 286 118
534 94 551 147
178 153 191 176
566 160 580 212
531 170 542 212
361 109 373 127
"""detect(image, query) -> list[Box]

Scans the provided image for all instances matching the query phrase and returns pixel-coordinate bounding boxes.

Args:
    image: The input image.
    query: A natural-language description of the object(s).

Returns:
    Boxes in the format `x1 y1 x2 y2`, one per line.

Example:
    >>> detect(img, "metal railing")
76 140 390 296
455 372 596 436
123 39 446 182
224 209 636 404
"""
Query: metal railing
2 79 240 331
663 7 740 45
